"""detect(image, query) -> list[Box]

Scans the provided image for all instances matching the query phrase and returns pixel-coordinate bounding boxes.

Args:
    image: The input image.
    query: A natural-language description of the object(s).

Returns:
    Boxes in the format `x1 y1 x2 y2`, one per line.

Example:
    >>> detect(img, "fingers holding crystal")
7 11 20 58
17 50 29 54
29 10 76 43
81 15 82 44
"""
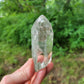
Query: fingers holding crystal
37 52 52 64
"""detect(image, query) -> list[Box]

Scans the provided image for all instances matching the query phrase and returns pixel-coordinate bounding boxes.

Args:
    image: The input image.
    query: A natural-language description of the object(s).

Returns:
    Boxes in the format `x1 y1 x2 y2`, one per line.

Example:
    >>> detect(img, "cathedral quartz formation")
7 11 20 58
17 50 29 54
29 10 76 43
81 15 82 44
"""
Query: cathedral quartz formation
31 15 53 71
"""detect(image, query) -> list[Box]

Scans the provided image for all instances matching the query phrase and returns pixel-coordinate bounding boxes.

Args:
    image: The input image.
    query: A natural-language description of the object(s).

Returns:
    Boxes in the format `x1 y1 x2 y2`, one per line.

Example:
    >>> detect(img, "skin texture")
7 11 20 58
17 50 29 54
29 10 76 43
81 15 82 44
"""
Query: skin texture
0 58 53 84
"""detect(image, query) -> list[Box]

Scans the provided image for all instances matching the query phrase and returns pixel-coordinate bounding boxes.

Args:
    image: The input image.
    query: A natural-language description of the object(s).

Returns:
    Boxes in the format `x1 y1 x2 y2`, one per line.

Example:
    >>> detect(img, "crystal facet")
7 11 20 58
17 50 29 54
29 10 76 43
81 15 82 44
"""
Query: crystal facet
31 15 53 71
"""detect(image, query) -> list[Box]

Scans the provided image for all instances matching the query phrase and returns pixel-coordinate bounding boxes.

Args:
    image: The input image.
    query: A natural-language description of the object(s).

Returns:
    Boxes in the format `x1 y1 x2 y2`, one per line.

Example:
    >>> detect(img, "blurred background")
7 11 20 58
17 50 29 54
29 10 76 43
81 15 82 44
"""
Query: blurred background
0 0 84 84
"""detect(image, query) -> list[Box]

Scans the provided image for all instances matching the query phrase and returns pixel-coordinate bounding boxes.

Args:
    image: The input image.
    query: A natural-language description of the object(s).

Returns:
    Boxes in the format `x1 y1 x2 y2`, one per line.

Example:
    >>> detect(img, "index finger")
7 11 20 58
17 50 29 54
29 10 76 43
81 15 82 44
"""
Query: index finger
1 58 35 84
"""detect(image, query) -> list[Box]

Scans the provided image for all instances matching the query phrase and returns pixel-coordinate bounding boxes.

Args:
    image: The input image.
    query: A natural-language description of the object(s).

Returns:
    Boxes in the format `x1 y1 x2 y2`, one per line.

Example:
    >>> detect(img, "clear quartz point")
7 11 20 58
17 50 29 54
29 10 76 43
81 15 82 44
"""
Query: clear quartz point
31 15 53 71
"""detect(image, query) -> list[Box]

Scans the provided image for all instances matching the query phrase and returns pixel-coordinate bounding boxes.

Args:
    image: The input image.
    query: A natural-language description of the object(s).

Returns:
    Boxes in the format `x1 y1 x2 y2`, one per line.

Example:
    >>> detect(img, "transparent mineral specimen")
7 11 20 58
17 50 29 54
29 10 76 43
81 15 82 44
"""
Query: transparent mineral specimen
31 15 53 71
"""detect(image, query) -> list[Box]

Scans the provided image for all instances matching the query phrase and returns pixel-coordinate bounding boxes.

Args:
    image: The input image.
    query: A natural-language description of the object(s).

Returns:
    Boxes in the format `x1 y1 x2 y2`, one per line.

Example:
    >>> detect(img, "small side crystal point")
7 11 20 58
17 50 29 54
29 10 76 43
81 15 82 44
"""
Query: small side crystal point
31 15 53 71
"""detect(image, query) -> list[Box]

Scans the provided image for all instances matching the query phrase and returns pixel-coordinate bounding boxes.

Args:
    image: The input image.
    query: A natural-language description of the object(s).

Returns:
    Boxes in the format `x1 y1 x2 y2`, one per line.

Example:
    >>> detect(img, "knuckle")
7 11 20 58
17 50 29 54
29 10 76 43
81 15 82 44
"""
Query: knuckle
21 69 31 81
1 75 10 84
20 70 29 81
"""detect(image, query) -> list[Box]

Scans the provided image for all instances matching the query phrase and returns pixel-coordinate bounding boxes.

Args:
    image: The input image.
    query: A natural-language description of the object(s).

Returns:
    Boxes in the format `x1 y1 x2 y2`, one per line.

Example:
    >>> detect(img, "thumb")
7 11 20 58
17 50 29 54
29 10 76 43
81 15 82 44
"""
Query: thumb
1 58 35 84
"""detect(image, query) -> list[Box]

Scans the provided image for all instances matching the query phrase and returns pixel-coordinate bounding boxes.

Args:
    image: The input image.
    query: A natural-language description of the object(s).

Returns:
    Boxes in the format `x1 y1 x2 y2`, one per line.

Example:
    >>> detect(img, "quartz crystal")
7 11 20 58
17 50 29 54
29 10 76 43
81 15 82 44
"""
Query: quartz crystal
31 15 53 71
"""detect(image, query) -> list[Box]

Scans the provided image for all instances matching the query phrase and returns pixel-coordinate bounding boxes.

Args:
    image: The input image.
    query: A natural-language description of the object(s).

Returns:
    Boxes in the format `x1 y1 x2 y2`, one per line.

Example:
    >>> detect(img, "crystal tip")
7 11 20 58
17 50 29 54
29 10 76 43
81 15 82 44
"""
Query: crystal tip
37 15 47 24
39 15 45 18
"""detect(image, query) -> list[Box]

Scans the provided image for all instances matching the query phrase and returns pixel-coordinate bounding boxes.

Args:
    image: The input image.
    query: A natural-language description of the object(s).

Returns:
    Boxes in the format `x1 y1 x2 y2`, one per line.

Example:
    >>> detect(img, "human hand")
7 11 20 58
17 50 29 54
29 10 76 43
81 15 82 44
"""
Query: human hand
0 57 53 84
